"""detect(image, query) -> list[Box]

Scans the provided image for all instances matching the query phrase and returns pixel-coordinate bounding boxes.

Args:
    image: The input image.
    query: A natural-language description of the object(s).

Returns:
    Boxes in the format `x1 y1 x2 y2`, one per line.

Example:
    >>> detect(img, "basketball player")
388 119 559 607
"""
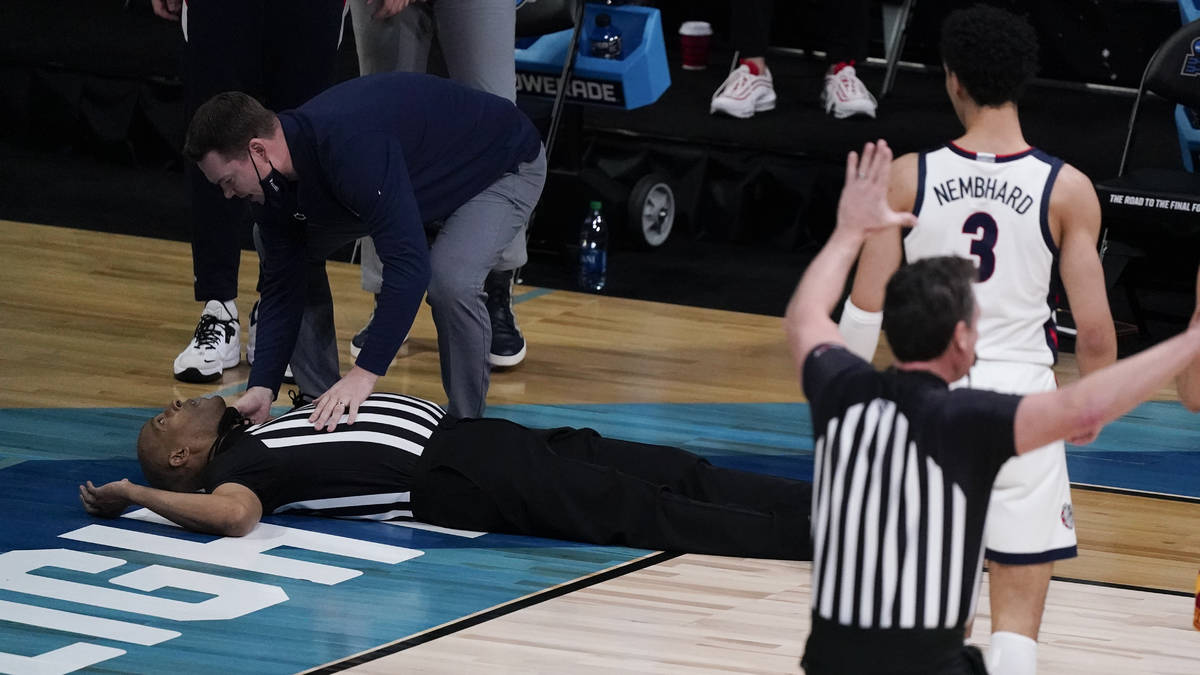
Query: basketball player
788 138 1200 674
836 8 1117 673
78 393 811 560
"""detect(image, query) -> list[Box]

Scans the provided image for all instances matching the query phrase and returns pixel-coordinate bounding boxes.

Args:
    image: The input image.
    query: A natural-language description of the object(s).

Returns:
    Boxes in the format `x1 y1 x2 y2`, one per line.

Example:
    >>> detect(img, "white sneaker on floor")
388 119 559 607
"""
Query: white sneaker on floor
822 63 877 119
173 300 240 383
710 62 776 119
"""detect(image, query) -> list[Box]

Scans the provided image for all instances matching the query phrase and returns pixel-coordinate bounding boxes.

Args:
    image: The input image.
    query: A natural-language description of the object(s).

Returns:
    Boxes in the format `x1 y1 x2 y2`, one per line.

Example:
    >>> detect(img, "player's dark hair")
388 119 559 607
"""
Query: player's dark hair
183 92 277 162
940 4 1039 106
883 256 977 362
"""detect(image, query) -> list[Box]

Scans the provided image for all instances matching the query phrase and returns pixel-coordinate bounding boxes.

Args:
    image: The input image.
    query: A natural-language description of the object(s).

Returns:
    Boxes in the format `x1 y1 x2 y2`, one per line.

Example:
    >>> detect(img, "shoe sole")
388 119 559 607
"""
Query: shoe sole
488 344 527 368
710 98 776 118
173 353 240 383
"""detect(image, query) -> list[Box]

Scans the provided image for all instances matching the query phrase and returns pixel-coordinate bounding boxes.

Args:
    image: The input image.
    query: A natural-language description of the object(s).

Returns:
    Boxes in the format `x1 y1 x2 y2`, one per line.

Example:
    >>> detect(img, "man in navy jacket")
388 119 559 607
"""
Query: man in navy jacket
183 73 546 427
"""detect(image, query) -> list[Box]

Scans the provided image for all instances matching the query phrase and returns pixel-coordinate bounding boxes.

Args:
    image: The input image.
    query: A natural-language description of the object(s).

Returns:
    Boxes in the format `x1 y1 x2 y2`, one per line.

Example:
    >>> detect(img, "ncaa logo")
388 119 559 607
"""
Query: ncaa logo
1181 38 1200 77
1061 503 1075 530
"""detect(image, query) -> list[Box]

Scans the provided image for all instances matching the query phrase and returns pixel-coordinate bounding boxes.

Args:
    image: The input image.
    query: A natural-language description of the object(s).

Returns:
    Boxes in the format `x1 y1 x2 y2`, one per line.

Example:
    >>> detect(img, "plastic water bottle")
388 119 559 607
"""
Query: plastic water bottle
578 201 608 292
590 13 622 59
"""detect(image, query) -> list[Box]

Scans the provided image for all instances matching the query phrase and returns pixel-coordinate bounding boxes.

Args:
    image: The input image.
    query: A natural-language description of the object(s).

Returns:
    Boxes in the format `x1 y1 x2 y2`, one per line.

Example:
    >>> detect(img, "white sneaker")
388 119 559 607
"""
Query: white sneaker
173 300 240 383
246 300 295 383
822 63 878 119
710 62 776 119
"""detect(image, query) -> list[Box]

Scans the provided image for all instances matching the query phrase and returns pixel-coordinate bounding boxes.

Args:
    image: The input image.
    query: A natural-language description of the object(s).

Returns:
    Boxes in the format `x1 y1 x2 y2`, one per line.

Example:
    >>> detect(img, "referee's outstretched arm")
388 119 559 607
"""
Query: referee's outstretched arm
785 139 917 386
1015 319 1200 453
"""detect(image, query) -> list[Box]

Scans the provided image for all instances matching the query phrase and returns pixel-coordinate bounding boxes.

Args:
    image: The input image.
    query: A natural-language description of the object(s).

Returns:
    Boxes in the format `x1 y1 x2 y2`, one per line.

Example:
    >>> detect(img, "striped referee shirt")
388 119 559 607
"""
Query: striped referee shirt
202 393 446 520
800 345 1020 672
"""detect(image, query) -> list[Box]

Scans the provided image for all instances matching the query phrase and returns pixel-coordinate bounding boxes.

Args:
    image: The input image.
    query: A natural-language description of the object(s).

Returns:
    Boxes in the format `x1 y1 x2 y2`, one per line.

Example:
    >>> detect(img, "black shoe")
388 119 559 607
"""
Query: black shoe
350 294 408 360
485 270 526 367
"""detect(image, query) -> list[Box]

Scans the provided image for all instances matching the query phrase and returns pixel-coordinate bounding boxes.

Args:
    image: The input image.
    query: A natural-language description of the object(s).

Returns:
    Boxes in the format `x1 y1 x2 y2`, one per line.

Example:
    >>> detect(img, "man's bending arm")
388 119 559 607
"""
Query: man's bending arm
80 480 263 537
1178 270 1200 412
1014 320 1200 452
1053 165 1117 376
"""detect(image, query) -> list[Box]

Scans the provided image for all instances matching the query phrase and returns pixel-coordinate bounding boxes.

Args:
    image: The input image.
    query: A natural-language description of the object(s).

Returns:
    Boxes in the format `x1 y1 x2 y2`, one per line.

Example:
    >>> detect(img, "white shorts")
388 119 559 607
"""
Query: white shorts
951 360 1078 564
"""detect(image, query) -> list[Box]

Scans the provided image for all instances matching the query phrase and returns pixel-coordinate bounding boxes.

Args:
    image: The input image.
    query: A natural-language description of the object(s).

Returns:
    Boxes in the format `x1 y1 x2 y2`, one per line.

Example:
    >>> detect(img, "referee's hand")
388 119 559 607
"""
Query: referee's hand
310 366 379 432
836 140 918 237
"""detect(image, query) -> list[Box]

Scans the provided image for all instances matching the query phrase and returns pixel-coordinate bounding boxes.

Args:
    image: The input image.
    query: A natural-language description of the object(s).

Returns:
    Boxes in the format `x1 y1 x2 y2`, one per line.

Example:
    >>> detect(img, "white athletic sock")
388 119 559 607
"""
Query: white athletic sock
986 631 1037 675
837 297 883 361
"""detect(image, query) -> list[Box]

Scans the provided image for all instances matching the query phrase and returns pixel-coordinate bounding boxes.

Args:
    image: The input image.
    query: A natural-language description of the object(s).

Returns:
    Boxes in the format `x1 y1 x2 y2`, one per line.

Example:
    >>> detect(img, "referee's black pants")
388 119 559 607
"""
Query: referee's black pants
182 0 346 302
412 417 813 560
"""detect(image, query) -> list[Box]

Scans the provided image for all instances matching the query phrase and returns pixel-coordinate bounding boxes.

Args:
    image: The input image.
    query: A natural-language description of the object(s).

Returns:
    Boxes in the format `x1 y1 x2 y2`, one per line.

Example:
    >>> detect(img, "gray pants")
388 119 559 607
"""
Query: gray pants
349 0 520 294
258 147 546 418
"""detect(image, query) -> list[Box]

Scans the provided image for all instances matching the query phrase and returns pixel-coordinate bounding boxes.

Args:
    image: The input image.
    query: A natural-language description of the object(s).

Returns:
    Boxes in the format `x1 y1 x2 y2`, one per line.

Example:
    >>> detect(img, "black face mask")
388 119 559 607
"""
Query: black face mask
250 148 289 210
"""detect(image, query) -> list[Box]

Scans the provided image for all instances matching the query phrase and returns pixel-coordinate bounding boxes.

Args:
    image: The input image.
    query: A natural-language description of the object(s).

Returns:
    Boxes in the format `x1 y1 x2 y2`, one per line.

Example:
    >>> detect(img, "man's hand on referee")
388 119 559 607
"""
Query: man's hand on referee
310 366 379 432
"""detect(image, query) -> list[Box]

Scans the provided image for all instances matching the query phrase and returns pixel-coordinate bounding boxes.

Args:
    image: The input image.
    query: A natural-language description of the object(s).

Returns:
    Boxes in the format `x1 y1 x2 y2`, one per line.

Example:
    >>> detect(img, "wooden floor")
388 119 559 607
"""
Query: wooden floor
2 220 1199 673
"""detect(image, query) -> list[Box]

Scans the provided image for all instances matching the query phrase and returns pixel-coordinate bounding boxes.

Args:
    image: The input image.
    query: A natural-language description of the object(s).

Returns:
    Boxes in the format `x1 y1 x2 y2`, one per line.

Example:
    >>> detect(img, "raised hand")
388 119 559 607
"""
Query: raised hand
836 140 919 237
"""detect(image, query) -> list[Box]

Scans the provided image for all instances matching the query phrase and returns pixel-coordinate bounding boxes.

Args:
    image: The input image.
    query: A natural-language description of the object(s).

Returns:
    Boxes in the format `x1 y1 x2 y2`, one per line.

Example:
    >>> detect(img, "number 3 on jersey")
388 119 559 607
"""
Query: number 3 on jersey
961 212 998 282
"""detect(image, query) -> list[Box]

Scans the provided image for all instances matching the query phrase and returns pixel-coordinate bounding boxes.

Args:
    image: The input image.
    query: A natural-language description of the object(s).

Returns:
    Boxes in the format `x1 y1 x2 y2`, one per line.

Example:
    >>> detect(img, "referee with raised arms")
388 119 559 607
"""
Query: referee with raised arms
786 140 1200 674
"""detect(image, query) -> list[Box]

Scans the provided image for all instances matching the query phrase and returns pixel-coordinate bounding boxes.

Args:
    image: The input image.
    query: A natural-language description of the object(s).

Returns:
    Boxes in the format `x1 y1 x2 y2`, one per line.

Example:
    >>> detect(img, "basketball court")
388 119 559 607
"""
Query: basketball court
1 221 1198 674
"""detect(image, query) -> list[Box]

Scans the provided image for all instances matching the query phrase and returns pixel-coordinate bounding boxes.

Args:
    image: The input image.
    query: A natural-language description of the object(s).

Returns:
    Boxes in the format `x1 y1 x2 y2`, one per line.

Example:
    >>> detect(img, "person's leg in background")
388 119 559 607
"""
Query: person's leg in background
349 0 530 367
426 148 545 417
821 0 878 119
710 0 777 119
240 0 346 379
173 0 264 383
174 0 346 384
433 0 528 367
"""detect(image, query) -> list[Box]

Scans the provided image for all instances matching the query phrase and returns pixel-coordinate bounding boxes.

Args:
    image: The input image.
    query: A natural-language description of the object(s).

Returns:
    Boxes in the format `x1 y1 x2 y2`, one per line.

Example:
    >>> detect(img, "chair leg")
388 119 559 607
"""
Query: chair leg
880 0 916 97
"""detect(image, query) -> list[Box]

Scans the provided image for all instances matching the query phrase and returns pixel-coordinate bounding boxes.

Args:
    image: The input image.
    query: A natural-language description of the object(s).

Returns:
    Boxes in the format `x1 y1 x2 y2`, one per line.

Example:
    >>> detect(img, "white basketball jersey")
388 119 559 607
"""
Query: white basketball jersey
905 144 1063 366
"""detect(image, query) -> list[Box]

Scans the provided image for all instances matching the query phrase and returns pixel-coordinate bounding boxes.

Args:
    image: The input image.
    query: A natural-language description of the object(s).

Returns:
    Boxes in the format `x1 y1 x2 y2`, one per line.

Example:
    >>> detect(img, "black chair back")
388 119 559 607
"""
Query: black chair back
1144 18 1200 109
1119 18 1200 175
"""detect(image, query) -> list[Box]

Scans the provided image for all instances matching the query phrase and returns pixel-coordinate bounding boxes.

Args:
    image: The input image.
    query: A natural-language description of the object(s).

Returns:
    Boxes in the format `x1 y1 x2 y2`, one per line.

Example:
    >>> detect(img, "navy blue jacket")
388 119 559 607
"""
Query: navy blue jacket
250 72 542 394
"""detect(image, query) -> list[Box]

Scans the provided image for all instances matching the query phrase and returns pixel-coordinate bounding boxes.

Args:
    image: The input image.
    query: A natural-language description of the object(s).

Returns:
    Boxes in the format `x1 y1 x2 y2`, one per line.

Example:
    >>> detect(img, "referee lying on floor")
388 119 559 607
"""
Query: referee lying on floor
79 393 811 560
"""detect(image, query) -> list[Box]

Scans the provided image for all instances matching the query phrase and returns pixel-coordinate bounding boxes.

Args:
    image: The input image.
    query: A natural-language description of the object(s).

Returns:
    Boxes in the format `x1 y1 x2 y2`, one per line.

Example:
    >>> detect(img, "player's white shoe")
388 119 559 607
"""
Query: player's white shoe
710 62 776 119
822 63 878 119
173 300 240 383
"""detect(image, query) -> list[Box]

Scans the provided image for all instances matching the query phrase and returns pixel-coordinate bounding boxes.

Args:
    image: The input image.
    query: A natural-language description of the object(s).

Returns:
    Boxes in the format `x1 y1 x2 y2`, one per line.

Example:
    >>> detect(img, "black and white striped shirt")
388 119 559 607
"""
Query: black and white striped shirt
202 393 446 520
801 345 1019 670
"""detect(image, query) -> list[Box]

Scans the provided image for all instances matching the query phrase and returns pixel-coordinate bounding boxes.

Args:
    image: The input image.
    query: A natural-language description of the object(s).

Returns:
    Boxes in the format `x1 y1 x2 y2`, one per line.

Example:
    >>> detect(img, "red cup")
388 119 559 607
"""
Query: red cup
679 21 713 71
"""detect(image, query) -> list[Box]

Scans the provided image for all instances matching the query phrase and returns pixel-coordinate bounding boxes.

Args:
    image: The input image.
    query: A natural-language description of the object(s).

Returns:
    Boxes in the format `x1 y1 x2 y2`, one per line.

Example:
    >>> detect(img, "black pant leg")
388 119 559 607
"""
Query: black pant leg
183 0 267 302
533 426 812 514
826 0 871 65
263 0 347 109
730 0 774 58
423 419 811 559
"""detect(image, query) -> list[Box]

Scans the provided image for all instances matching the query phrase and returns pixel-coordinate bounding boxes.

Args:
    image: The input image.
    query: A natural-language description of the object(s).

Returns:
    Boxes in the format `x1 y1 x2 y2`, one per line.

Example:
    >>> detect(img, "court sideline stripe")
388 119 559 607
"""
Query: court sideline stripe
1071 482 1200 504
301 550 680 674
1049 574 1194 598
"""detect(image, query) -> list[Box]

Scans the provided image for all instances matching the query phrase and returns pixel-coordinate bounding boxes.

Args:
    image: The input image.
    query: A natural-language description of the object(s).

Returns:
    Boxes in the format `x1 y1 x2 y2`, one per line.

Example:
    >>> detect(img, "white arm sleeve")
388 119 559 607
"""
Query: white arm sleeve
838 297 884 362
